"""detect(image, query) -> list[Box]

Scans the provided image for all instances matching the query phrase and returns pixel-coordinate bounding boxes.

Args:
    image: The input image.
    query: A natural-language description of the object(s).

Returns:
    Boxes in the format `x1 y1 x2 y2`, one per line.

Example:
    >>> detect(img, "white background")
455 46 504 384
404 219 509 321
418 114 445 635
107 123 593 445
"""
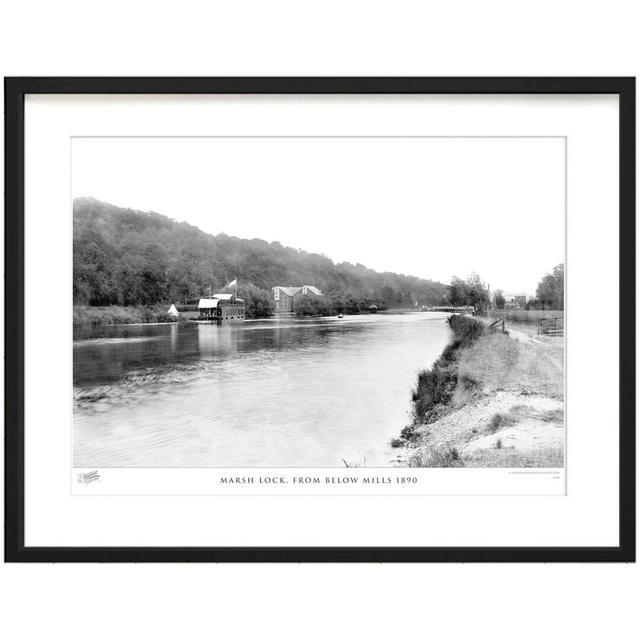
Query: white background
1 1 638 639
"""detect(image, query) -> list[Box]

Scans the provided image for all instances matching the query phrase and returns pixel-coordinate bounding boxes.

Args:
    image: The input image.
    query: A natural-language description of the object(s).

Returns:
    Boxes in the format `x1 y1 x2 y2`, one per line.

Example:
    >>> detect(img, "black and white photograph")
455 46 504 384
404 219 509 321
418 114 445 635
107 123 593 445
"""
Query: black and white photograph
72 136 566 471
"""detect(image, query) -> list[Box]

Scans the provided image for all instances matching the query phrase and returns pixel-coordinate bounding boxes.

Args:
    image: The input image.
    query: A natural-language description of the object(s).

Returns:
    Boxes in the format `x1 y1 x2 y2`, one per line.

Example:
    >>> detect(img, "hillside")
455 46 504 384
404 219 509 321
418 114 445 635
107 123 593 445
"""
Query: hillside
73 197 448 310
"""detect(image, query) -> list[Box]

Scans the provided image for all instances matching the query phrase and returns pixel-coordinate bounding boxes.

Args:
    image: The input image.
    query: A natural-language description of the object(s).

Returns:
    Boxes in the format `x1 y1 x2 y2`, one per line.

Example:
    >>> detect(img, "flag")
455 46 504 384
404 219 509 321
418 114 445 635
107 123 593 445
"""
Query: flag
226 278 237 288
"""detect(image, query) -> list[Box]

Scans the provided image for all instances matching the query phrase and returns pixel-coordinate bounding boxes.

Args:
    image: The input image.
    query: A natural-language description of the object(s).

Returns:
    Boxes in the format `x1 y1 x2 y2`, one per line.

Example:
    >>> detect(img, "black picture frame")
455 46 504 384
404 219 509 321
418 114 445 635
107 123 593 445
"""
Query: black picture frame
4 77 635 563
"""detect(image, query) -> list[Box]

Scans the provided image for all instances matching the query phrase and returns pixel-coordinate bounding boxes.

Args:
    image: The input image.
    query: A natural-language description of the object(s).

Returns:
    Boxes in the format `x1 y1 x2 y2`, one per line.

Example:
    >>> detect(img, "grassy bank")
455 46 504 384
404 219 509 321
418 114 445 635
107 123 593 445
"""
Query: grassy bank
394 314 564 468
73 305 179 326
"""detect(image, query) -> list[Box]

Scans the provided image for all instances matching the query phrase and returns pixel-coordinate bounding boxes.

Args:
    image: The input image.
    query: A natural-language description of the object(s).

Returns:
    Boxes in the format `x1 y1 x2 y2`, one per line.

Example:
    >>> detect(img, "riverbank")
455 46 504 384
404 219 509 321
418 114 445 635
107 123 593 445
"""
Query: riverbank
394 314 564 468
74 304 405 326
73 305 179 326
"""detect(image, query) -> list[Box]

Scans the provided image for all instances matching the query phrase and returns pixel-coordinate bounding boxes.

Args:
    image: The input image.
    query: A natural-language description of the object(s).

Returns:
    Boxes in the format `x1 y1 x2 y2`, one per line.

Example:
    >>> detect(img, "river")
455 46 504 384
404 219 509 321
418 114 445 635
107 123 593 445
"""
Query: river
73 312 452 467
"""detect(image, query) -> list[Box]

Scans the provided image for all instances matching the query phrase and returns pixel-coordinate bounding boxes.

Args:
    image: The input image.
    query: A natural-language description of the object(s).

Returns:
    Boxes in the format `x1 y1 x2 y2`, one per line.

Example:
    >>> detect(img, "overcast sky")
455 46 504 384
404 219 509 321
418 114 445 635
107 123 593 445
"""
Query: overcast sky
72 136 565 295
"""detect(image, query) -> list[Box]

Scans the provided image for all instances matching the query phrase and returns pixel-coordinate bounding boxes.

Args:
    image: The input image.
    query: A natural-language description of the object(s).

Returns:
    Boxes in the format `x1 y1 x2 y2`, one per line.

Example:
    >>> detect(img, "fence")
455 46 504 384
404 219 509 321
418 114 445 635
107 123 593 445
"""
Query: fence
485 309 562 326
537 316 564 336
486 317 506 333
483 309 564 337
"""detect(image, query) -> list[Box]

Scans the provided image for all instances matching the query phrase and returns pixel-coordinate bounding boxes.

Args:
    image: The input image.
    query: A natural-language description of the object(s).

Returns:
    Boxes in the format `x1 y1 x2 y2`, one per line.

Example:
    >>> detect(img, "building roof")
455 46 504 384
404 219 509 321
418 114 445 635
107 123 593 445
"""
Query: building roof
273 285 323 296
274 286 301 296
213 293 233 301
303 285 323 295
199 298 220 309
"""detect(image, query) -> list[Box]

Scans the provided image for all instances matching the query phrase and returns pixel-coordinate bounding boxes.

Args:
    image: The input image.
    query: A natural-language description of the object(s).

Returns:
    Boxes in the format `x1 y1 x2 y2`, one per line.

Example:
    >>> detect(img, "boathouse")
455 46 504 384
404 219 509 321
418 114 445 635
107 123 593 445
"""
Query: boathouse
198 293 245 322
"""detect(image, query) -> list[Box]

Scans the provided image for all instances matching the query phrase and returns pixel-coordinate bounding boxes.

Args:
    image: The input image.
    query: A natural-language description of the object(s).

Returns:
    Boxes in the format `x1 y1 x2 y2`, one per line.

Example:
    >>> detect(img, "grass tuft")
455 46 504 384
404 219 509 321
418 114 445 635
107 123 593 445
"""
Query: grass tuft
487 411 516 433
541 408 564 422
341 457 366 468
408 446 464 468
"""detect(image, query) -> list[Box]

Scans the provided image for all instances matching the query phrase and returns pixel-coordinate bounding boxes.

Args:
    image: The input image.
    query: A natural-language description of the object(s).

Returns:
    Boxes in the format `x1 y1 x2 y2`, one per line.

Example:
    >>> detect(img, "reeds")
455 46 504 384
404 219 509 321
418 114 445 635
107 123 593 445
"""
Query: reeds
73 305 178 326
485 309 563 326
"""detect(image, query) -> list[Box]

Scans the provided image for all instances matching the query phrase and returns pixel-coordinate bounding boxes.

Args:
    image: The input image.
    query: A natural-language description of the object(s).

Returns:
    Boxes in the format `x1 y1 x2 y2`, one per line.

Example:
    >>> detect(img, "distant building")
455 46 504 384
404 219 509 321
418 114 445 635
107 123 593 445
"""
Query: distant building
272 285 323 313
500 292 530 309
199 292 245 322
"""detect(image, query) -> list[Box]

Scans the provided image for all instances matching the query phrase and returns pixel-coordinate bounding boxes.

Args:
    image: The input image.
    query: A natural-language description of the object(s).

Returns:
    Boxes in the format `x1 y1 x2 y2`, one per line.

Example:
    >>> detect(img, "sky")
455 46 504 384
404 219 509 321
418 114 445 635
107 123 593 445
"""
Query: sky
72 136 565 295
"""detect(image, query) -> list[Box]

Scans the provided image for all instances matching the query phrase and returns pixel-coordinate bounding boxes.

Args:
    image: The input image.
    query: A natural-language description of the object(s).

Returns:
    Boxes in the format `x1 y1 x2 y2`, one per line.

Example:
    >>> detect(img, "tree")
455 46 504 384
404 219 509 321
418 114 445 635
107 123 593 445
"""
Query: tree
294 296 335 317
535 264 564 310
465 273 490 311
237 284 274 318
448 273 490 311
494 289 505 309
448 276 468 306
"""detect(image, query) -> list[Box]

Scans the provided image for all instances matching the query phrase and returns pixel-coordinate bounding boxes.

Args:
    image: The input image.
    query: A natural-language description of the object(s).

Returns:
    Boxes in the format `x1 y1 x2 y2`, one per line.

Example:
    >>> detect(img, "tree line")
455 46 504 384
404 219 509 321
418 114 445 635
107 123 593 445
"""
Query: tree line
530 263 564 310
73 198 448 315
446 263 564 313
447 273 490 311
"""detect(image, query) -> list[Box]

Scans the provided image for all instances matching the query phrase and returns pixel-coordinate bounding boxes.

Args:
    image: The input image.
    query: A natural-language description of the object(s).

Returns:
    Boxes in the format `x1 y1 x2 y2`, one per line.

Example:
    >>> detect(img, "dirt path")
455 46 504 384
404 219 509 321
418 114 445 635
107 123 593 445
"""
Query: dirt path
399 390 563 464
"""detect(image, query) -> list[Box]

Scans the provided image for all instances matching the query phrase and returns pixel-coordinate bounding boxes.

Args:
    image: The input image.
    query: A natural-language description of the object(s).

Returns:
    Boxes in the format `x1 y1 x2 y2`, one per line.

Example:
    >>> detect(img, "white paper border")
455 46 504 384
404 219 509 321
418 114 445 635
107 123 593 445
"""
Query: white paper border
24 94 619 547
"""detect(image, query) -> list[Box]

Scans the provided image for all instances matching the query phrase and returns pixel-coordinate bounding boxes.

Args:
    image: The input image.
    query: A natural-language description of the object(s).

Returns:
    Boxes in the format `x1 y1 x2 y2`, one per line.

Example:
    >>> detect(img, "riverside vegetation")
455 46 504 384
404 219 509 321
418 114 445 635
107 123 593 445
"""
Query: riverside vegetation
393 314 564 468
72 305 180 327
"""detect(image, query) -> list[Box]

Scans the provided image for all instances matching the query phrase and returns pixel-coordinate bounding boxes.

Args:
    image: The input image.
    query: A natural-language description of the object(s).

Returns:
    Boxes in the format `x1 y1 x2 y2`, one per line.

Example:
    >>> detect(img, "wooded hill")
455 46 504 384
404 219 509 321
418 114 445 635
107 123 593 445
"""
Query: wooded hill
73 197 448 310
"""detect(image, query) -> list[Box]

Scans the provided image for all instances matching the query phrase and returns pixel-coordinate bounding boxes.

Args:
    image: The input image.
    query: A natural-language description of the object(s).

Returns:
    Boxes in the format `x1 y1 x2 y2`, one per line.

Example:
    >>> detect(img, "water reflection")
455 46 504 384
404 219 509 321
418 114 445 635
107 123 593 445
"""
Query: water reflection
197 323 238 356
73 313 451 467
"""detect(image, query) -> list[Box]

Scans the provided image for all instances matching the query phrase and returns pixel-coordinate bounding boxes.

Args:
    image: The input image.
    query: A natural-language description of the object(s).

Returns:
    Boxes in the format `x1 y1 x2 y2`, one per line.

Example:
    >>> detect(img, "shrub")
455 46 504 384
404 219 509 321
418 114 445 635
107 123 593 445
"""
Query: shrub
487 412 516 433
410 315 485 423
237 284 274 318
411 368 457 421
541 408 564 422
448 314 485 345
294 296 335 317
408 446 465 468
399 424 420 442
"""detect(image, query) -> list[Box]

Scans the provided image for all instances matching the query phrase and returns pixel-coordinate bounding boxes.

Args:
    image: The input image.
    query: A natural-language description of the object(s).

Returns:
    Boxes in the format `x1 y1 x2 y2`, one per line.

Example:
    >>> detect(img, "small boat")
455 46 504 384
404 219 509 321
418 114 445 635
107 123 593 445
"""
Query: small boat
337 313 344 319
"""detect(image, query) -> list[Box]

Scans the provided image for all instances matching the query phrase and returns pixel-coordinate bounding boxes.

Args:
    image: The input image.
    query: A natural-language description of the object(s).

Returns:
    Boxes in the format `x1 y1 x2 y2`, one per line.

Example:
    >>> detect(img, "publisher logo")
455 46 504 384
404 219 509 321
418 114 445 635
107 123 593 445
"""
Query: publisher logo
77 470 101 484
